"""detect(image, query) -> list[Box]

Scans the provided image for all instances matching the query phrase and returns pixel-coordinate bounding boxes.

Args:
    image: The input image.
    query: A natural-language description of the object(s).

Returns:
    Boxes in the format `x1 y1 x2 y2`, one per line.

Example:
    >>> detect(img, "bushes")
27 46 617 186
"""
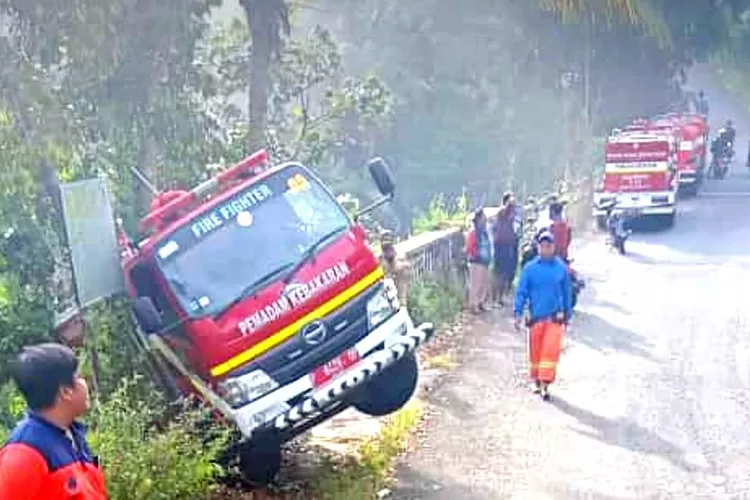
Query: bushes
411 193 470 235
408 278 464 327
86 378 230 500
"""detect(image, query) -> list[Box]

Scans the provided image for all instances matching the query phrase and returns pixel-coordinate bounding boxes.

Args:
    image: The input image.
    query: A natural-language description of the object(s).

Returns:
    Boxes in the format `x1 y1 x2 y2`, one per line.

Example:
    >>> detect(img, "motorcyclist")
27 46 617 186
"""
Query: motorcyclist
604 202 627 238
718 120 736 155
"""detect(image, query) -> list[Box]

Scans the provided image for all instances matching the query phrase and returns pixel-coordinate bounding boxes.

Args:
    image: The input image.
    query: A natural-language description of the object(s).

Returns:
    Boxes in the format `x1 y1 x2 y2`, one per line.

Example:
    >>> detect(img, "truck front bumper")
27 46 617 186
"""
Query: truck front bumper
592 191 676 218
231 308 434 438
592 205 675 217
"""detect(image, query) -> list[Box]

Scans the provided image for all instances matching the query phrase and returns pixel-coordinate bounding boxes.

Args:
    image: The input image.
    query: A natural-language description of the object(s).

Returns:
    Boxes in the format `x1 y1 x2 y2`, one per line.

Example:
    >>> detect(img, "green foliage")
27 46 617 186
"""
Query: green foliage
0 383 25 431
408 278 464 327
81 299 150 396
411 192 470 234
87 378 230 500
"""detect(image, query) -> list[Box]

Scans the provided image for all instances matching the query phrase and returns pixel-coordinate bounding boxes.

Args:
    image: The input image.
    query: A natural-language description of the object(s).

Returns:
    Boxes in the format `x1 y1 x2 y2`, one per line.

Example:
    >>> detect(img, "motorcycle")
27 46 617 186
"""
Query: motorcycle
565 258 585 310
709 143 733 180
605 209 633 255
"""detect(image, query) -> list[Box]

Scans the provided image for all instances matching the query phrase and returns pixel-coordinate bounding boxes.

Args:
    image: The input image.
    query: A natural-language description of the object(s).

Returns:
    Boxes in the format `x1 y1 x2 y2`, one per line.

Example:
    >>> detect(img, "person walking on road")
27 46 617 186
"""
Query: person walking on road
465 208 492 314
0 343 107 500
491 192 519 306
514 231 572 401
695 90 709 117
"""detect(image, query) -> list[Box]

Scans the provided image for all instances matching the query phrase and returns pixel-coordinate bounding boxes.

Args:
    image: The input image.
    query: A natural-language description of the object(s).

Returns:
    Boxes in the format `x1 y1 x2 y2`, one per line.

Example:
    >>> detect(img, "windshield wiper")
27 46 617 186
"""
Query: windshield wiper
217 262 296 317
282 226 349 285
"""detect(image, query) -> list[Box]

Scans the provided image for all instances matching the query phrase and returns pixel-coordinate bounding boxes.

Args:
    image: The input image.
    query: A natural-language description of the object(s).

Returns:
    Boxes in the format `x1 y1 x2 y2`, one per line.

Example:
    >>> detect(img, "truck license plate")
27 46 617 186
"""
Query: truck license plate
311 349 360 387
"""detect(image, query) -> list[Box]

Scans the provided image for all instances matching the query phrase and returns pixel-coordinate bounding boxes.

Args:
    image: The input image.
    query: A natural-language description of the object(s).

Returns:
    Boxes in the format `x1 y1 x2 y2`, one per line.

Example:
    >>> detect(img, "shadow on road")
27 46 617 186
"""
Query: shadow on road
422 384 478 421
550 397 696 472
570 311 654 361
543 482 644 500
395 464 499 500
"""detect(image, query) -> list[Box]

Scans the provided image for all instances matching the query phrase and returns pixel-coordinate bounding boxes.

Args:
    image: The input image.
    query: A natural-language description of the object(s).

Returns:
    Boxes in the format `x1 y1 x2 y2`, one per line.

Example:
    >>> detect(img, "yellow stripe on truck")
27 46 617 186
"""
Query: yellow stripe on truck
209 267 385 377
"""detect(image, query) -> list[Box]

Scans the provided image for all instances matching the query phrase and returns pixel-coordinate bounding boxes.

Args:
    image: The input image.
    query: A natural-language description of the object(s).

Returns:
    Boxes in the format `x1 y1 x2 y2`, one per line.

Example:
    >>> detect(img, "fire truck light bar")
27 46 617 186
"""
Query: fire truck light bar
139 149 270 232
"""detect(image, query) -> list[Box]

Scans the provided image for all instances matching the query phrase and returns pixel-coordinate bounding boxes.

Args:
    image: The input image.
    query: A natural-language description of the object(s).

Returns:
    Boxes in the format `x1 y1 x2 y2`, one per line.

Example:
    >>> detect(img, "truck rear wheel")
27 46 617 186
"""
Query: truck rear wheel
352 352 419 417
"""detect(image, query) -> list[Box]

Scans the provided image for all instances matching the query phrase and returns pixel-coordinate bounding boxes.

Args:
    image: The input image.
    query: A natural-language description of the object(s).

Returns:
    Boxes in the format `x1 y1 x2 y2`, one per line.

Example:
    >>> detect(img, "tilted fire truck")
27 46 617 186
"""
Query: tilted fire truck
593 128 678 228
120 149 434 482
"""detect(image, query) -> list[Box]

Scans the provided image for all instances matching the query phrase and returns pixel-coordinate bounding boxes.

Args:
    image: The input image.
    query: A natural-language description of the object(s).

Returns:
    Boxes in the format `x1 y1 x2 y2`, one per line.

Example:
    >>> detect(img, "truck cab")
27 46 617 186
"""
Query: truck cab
122 150 434 482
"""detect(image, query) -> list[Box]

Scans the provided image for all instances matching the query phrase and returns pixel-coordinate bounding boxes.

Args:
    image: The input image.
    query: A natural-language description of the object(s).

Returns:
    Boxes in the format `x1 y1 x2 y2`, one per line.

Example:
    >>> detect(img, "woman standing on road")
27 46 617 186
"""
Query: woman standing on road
465 208 492 314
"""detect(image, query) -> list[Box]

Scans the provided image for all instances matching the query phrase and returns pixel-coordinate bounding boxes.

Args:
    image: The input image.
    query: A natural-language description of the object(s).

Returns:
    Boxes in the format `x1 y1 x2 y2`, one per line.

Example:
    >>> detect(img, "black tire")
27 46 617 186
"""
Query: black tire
352 352 419 417
571 288 579 310
663 213 675 228
595 216 607 231
616 238 626 255
681 183 698 197
237 437 282 485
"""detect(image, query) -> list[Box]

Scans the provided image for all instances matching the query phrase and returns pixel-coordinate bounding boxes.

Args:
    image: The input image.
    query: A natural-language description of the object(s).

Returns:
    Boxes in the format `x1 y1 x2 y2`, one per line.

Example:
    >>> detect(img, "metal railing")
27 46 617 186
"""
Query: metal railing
391 178 593 287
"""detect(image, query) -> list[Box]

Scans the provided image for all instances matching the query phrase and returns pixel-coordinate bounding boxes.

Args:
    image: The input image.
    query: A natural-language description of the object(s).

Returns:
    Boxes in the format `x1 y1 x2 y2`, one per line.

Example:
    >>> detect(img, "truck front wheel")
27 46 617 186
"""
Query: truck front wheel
352 352 419 417
237 436 282 485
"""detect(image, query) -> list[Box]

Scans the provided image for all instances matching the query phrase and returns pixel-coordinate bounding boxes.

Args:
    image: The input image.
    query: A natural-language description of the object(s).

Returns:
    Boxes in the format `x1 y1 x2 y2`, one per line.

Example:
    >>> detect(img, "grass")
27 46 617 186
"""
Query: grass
409 278 464 327
310 401 424 500
422 353 458 370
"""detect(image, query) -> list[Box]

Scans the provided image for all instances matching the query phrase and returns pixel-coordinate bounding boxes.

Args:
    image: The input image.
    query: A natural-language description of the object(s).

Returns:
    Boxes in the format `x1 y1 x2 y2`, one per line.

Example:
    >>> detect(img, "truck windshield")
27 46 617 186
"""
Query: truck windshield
154 165 350 318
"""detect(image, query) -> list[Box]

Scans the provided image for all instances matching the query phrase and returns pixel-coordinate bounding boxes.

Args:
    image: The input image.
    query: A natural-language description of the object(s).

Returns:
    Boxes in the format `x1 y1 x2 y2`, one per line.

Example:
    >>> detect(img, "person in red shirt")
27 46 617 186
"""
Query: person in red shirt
549 202 572 261
0 343 107 499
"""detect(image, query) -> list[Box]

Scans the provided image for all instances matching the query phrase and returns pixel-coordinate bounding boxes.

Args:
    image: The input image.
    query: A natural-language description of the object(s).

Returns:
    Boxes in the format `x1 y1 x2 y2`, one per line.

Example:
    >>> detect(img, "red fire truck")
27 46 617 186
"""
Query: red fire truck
651 113 709 195
593 129 678 227
120 150 434 481
623 113 708 195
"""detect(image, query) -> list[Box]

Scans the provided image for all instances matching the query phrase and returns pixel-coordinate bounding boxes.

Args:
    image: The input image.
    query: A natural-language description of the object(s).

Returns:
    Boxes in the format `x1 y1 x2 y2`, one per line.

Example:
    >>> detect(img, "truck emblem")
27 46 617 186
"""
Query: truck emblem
301 321 327 346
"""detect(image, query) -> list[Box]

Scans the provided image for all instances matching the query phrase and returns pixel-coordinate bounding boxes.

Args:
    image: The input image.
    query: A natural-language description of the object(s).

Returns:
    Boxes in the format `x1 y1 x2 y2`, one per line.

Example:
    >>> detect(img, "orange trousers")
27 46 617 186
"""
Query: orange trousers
528 320 565 383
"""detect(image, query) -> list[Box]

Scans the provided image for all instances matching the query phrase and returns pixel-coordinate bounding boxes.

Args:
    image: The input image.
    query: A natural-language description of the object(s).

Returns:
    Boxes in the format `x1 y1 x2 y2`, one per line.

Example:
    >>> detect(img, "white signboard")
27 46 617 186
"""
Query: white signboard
60 178 124 308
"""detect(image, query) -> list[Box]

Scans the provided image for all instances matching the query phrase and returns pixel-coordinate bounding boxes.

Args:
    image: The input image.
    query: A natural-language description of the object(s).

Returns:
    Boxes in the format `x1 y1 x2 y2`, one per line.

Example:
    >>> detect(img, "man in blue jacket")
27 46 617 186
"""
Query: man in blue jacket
514 230 572 400
0 343 107 500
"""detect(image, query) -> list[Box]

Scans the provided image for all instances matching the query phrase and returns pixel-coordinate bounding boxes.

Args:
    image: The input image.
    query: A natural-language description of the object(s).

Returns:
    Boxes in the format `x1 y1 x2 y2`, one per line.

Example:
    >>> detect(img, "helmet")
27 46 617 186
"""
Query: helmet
726 119 733 127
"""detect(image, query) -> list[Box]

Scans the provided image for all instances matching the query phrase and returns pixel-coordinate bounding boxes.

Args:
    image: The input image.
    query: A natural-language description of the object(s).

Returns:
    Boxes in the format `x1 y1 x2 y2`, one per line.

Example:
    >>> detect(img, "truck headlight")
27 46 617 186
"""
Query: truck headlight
367 284 398 329
218 370 279 408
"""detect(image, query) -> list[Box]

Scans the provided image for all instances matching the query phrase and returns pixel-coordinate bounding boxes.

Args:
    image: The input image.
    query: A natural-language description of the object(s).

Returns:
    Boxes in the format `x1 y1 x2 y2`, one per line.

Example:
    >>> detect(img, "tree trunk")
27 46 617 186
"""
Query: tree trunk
245 4 273 152
134 126 159 215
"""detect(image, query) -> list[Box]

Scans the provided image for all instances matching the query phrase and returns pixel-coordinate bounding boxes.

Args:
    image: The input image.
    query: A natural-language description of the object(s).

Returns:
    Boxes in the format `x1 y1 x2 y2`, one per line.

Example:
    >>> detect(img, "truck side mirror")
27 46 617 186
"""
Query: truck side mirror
367 157 395 197
132 296 164 334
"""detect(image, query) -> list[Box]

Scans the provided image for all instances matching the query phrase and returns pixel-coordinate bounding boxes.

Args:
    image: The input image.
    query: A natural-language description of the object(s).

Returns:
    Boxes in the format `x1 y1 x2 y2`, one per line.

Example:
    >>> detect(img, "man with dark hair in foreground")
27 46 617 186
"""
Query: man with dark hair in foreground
0 343 107 499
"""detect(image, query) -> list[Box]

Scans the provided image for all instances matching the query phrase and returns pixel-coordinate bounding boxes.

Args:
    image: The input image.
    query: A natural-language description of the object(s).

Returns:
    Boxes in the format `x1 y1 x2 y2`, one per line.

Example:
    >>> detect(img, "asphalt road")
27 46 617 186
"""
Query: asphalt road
394 73 750 499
